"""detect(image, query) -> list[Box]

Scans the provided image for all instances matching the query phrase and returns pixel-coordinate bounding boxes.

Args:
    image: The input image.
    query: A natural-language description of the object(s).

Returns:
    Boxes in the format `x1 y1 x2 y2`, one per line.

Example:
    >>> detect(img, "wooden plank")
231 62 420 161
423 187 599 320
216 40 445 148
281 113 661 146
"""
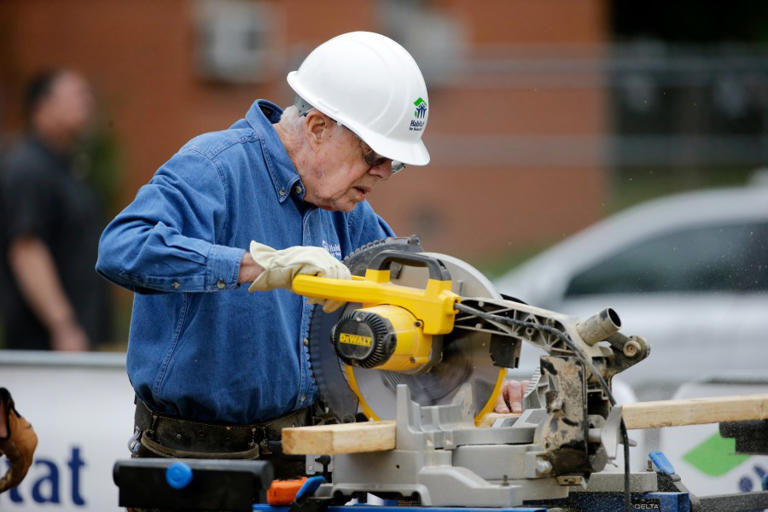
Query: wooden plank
481 394 768 430
622 393 768 430
282 394 768 454
282 420 396 455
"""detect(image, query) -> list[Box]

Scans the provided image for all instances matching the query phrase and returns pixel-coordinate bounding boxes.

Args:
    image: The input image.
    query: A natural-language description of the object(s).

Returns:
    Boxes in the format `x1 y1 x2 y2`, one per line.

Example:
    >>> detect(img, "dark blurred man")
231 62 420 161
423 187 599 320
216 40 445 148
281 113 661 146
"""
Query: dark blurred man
0 69 111 351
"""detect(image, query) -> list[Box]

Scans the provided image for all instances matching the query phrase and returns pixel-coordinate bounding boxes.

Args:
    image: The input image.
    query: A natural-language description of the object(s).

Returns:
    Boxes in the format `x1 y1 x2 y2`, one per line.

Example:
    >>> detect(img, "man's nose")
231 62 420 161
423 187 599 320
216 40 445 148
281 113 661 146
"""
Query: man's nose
369 161 393 180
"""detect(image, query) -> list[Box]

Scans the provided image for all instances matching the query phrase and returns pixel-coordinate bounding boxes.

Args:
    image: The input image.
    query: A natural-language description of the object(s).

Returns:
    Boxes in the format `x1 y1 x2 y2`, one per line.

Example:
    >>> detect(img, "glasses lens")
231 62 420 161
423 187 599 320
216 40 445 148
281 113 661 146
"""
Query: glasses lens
357 133 405 175
363 150 389 168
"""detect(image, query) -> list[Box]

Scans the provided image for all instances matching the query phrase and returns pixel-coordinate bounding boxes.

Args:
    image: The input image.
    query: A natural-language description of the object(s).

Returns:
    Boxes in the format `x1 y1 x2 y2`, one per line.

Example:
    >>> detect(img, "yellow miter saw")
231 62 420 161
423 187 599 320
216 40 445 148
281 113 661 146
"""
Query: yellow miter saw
299 236 510 426
291 237 652 508
112 237 768 511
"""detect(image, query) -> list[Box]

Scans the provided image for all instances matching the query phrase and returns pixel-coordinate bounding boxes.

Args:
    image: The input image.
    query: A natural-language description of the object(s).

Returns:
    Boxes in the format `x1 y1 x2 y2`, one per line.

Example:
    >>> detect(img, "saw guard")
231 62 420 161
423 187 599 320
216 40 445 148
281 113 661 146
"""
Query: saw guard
344 362 505 426
342 251 507 426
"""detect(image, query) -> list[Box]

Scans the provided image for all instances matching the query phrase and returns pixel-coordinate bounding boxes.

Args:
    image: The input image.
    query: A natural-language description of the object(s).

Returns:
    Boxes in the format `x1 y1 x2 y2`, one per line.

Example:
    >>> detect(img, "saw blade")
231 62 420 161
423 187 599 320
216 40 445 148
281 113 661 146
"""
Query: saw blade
345 252 506 423
308 236 423 423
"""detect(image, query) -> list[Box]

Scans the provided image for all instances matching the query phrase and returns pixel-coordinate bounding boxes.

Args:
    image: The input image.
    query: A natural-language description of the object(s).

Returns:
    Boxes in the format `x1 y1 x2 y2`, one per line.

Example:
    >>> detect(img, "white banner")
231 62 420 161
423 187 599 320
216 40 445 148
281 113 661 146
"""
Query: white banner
659 378 768 497
1 351 134 512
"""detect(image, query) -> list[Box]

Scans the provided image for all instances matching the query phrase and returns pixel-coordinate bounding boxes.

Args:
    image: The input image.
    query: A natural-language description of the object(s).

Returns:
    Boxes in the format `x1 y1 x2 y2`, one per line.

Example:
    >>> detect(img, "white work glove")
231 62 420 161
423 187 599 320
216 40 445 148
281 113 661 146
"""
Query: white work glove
247 242 350 313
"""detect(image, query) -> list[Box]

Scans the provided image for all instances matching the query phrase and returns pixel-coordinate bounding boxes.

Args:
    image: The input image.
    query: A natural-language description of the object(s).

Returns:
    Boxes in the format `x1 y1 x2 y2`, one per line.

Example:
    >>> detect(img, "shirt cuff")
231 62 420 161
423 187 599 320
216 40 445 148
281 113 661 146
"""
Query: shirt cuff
206 244 246 290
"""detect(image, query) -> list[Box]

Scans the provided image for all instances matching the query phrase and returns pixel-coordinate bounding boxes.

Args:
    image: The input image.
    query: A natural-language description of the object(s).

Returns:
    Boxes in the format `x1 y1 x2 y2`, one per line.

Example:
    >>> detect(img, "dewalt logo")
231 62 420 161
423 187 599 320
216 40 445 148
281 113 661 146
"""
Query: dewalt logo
339 333 373 347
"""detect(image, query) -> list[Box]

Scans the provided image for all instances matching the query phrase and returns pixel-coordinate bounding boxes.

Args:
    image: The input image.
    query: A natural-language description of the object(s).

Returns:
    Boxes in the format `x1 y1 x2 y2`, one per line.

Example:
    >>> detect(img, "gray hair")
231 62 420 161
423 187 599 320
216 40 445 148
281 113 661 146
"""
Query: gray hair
278 104 304 135
294 95 314 117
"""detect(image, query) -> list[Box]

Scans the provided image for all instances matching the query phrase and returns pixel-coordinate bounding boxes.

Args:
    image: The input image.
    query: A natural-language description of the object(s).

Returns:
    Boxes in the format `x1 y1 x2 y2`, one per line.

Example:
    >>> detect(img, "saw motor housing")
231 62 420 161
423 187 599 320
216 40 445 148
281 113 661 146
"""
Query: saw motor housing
297 251 461 376
332 305 435 373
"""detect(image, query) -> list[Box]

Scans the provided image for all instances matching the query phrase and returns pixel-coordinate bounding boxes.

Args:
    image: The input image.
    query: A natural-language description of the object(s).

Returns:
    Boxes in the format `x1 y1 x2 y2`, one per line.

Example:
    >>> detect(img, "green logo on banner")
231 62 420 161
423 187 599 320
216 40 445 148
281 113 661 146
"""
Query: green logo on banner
683 433 750 477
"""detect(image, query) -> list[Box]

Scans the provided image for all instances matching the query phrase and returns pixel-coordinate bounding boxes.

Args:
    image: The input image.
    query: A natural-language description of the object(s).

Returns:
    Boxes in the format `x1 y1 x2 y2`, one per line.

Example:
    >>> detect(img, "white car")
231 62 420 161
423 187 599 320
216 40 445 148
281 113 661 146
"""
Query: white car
495 183 768 400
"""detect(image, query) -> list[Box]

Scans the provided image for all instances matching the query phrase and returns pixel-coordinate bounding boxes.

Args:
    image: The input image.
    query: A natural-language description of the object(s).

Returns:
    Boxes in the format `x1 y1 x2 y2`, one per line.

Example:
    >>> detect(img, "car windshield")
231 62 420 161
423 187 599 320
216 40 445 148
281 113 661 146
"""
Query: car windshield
565 221 768 295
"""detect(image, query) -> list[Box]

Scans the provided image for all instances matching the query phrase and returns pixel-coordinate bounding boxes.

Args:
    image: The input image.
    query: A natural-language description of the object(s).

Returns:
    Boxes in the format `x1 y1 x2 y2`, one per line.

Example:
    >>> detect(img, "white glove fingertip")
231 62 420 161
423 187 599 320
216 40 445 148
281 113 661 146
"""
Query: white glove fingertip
322 266 336 280
323 300 345 313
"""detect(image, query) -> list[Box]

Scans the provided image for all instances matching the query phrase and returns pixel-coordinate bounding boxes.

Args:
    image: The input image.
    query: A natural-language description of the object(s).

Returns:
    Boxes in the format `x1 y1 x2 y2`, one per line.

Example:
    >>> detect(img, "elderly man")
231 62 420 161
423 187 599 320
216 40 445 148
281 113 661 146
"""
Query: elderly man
97 32 522 478
96 32 430 475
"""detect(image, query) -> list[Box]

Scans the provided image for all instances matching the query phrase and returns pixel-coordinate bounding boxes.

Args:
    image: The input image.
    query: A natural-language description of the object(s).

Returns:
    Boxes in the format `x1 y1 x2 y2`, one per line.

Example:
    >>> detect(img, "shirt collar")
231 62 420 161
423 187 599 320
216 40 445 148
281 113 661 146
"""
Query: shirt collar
245 99 305 203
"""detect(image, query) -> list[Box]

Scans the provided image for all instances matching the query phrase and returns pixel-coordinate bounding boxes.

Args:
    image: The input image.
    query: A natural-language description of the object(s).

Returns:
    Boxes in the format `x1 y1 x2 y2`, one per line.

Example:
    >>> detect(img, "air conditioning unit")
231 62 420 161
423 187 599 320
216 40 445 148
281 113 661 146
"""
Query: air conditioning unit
195 0 275 83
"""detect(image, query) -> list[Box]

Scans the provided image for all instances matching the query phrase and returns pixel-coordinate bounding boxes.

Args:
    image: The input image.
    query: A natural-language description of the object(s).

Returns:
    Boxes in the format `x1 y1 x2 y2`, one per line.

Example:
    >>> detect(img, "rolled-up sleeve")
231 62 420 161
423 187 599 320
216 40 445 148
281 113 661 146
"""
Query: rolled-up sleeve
96 149 245 294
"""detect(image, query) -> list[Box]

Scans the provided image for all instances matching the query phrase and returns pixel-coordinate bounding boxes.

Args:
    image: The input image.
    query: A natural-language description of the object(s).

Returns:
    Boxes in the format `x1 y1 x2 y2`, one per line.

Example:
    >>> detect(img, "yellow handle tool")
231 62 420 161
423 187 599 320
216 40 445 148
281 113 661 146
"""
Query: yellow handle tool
292 269 460 335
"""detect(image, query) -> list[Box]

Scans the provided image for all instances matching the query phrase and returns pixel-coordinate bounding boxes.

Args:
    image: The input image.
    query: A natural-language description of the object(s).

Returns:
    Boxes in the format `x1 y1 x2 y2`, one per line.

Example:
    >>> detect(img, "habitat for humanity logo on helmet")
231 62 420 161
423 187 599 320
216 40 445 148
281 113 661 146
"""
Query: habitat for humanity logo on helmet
409 97 427 132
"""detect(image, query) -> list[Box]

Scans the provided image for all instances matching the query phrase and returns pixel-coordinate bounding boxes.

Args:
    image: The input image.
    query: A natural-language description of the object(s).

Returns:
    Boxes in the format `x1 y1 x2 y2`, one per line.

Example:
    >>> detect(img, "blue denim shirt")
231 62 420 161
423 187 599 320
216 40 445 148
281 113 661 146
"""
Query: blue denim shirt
96 100 393 424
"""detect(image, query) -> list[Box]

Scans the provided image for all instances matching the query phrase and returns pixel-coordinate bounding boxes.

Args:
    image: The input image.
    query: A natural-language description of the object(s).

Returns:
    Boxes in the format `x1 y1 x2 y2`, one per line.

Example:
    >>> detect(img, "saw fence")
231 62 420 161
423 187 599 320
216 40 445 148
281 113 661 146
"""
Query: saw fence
283 393 768 454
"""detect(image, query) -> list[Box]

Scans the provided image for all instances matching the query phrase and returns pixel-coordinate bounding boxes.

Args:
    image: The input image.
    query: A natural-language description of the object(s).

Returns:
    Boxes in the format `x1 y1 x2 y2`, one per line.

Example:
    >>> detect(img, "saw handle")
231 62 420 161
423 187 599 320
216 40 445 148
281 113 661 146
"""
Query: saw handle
291 250 459 335
367 250 451 281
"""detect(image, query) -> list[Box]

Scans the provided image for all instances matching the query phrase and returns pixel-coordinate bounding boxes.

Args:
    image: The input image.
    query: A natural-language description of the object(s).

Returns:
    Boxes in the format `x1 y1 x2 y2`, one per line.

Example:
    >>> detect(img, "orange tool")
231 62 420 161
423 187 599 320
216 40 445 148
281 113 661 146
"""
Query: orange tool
266 477 308 506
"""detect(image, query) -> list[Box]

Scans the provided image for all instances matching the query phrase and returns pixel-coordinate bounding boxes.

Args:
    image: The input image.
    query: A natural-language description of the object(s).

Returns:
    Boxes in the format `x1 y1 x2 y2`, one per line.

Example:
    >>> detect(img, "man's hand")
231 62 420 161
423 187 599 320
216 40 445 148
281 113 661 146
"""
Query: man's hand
50 317 89 352
245 242 351 312
494 379 529 414
8 236 89 351
0 388 38 493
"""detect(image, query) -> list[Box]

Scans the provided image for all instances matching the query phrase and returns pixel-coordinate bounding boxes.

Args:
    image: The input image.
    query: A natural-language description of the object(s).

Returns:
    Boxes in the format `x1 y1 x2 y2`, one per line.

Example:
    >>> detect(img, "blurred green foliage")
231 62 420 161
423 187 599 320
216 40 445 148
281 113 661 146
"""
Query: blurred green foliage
79 118 122 217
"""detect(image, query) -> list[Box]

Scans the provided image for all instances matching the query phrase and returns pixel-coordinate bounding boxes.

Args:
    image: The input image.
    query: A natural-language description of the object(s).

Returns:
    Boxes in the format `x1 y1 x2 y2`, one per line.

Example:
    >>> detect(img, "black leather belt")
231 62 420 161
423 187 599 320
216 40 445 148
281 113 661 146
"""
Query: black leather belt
134 398 309 459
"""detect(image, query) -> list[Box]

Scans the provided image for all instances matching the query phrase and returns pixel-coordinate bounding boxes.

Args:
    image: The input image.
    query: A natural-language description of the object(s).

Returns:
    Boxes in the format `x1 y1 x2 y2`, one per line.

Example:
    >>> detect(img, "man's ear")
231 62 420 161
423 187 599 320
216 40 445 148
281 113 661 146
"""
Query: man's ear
305 110 330 148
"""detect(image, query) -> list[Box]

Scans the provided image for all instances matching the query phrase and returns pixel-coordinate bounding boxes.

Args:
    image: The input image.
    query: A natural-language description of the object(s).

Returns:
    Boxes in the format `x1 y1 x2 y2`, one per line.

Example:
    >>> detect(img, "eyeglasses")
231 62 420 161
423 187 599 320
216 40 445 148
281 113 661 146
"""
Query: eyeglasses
356 135 406 175
296 99 406 175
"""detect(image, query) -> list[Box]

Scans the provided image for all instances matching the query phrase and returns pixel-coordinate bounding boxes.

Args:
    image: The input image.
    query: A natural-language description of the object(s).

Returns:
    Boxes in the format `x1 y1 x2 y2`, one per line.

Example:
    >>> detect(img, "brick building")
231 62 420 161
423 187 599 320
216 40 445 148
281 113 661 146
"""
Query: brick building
0 0 608 264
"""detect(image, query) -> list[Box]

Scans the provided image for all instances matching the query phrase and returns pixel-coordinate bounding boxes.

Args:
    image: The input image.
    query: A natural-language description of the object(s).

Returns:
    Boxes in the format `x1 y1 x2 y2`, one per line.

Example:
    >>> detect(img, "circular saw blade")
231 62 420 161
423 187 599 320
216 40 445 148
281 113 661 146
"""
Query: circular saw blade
308 236 423 423
307 305 358 422
346 252 506 423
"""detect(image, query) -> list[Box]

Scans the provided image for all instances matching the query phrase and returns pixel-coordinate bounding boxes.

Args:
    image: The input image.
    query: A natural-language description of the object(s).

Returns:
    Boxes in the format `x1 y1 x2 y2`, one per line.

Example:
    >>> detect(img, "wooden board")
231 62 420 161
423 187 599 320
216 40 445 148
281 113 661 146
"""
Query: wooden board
622 393 768 430
482 394 768 430
281 394 768 454
282 420 396 455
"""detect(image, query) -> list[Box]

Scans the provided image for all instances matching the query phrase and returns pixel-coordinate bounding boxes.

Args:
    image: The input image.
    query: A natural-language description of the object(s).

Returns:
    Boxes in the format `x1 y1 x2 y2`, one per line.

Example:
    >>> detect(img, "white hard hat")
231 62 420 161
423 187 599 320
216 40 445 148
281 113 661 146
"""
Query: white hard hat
287 31 430 166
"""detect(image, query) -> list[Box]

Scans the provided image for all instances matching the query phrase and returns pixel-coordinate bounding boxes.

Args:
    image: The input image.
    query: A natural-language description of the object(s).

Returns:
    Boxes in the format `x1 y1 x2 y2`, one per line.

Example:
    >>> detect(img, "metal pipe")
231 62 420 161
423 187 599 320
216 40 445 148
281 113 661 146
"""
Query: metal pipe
576 308 622 346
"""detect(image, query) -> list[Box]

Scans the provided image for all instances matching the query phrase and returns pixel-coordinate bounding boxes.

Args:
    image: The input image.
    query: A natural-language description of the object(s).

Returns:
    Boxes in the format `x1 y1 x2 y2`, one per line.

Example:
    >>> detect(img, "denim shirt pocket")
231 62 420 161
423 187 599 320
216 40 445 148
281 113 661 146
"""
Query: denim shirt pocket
152 292 193 397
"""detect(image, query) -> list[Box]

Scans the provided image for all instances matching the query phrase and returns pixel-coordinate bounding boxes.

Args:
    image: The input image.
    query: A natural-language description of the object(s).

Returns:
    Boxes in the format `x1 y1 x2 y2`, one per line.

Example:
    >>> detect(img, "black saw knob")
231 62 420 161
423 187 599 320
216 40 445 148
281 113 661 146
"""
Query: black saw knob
331 310 395 368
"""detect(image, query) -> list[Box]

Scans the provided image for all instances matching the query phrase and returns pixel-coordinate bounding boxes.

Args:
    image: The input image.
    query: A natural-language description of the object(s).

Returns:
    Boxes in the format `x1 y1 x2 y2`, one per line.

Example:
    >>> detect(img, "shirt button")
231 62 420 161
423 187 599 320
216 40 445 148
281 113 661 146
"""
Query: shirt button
279 188 286 196
172 281 180 289
303 337 309 346
300 395 306 403
217 280 226 289
294 185 303 195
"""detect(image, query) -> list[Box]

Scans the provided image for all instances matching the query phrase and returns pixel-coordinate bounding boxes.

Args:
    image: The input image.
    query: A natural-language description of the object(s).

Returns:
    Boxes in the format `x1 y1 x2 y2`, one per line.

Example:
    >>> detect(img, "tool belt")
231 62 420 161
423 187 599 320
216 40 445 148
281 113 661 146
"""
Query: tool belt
133 398 309 460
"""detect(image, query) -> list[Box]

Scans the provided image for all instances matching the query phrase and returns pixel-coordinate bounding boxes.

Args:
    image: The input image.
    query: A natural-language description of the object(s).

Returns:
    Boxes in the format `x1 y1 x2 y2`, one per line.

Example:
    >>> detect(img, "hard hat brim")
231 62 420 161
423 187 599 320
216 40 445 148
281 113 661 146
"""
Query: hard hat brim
352 125 431 167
